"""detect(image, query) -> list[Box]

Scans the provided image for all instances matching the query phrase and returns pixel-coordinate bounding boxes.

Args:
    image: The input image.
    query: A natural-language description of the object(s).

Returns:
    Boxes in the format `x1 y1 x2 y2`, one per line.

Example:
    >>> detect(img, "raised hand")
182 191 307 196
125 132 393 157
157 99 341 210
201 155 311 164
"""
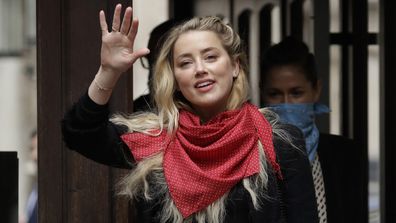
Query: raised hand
89 4 150 105
99 4 150 76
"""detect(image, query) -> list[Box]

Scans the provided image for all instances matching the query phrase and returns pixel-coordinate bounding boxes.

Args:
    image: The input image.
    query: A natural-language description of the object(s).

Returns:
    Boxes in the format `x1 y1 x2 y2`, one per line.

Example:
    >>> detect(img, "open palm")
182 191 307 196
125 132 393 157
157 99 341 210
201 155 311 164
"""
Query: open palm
99 4 149 75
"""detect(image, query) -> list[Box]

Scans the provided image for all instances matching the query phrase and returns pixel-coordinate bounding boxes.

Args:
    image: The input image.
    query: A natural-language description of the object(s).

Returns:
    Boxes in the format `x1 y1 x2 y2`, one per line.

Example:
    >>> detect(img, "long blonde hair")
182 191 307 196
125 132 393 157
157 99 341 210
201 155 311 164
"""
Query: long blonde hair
112 16 278 223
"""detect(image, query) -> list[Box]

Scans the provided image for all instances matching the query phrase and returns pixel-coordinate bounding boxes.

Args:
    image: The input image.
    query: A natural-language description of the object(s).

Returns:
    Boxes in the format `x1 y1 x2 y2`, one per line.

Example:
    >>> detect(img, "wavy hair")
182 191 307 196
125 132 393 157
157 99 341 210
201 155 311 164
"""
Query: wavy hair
111 16 284 223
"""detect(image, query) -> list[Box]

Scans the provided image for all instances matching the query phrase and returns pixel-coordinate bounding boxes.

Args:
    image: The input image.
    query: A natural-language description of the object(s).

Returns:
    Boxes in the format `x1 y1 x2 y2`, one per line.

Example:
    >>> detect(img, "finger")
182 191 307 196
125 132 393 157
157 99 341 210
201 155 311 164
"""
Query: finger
111 4 122 32
99 10 109 36
130 48 151 64
120 7 132 35
127 17 139 41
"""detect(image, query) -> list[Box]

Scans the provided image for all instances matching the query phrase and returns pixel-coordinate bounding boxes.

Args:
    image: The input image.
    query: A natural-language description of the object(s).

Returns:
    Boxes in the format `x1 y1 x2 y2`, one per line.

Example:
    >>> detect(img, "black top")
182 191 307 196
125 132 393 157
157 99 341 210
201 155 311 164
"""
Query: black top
318 133 368 223
61 92 319 223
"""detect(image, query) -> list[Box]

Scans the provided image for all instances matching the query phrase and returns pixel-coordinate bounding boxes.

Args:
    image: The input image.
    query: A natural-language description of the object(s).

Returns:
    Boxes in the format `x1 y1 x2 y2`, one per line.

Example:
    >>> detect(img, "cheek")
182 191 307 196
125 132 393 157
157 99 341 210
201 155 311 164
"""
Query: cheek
174 73 190 92
296 94 315 103
303 90 319 102
265 97 282 104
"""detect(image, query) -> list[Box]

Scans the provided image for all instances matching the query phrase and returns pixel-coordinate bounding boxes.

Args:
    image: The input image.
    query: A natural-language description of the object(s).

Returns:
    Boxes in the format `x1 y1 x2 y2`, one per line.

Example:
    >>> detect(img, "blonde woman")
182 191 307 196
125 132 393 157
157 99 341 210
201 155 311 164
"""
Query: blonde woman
62 4 318 223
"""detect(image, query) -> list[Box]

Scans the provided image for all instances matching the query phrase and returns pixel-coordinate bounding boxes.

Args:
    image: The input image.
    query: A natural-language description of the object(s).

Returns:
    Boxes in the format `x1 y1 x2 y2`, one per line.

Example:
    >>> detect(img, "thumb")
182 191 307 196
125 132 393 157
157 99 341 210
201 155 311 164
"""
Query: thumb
131 48 150 64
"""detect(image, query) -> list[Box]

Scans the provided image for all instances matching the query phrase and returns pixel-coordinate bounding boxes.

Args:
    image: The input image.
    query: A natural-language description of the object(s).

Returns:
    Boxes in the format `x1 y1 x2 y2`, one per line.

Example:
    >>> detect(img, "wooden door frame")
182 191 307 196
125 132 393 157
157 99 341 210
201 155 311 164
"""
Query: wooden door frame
37 0 134 222
380 0 396 222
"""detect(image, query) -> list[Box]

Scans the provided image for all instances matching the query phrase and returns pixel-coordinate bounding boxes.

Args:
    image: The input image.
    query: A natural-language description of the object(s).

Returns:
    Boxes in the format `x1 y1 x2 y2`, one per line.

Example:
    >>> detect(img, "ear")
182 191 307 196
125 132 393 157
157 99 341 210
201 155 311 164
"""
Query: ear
232 59 240 78
313 80 322 102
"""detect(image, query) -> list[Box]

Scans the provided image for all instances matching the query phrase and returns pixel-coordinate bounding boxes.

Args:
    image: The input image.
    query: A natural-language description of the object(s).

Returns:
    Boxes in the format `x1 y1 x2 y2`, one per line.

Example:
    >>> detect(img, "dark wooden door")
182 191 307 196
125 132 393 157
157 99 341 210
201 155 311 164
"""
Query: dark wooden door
37 0 135 222
381 0 396 222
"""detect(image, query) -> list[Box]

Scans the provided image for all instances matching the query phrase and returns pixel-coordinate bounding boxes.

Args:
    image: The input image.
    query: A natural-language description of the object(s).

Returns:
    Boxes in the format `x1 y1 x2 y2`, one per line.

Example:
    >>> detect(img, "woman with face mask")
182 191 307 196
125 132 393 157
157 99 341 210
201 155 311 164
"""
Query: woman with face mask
61 4 319 223
261 36 368 223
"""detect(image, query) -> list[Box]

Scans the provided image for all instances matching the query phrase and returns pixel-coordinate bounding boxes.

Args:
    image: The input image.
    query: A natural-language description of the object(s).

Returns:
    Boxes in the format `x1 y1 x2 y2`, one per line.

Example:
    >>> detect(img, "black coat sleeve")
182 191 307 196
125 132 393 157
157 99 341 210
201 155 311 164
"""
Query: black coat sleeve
61 92 134 169
274 124 319 223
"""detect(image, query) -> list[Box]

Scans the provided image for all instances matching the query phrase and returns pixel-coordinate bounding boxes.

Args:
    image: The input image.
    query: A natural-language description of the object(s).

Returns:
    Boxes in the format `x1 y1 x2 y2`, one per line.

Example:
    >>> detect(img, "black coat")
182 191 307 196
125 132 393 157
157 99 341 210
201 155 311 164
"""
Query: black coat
61 93 319 223
318 133 368 223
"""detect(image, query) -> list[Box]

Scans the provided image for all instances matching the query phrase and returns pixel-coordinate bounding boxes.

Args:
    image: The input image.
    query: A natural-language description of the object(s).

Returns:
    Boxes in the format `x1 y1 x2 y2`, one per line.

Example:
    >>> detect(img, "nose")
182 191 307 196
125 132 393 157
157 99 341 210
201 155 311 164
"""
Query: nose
280 95 289 103
195 60 207 76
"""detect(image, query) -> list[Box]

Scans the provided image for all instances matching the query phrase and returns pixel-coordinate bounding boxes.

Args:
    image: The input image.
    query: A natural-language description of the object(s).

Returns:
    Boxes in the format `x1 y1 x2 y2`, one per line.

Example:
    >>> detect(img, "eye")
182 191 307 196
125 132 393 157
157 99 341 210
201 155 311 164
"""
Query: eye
205 54 218 62
290 90 304 97
266 90 281 98
178 60 193 68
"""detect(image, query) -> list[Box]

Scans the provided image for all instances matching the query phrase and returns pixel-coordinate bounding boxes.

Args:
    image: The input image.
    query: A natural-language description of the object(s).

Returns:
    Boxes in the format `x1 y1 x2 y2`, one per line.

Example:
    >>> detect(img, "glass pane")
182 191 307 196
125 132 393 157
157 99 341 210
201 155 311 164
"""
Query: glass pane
368 45 380 223
329 46 342 135
0 0 24 52
271 6 281 44
133 0 169 100
330 0 340 32
0 0 37 221
368 0 379 33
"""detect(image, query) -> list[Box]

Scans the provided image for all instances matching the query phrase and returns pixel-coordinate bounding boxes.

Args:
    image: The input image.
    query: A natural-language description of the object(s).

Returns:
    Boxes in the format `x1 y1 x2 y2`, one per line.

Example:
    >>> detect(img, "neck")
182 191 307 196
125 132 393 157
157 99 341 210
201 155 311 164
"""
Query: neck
193 104 227 124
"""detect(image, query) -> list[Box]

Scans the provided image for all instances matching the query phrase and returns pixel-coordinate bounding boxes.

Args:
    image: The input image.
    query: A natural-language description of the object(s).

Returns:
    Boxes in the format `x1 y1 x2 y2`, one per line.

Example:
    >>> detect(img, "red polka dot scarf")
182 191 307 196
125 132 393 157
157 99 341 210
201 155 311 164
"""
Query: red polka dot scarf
121 102 281 218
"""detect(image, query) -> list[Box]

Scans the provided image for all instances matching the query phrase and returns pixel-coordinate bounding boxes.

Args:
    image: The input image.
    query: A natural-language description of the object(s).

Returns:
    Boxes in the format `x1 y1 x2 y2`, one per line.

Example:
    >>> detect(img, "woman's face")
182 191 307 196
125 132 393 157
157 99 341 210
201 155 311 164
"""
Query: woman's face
263 65 321 104
173 30 238 121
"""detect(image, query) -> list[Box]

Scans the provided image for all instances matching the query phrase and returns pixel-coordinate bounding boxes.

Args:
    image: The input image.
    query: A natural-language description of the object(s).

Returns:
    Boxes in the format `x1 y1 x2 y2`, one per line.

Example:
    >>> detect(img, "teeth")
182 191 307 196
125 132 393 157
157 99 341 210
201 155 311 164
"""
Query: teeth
196 81 212 88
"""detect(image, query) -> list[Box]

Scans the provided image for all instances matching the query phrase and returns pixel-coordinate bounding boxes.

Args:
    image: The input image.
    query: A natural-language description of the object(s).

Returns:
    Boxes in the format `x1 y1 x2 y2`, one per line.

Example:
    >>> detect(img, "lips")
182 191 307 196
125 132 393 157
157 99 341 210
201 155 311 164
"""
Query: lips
195 80 215 88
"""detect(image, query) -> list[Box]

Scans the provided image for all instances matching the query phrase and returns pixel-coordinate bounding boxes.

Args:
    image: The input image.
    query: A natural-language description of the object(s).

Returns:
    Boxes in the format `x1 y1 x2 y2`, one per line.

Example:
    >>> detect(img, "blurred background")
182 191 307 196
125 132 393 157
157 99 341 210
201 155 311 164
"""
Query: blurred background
0 0 384 222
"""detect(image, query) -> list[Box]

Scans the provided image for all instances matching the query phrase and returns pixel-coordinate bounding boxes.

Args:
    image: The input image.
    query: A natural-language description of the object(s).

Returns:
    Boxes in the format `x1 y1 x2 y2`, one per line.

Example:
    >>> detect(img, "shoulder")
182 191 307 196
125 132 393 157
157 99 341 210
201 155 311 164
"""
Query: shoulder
272 123 309 172
318 133 365 169
319 133 355 144
272 123 305 153
318 133 362 153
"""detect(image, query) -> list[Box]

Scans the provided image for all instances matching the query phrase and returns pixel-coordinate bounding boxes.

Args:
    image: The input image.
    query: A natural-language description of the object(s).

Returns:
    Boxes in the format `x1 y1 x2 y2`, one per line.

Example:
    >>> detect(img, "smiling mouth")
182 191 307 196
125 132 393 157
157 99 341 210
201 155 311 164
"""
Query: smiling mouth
195 80 215 88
